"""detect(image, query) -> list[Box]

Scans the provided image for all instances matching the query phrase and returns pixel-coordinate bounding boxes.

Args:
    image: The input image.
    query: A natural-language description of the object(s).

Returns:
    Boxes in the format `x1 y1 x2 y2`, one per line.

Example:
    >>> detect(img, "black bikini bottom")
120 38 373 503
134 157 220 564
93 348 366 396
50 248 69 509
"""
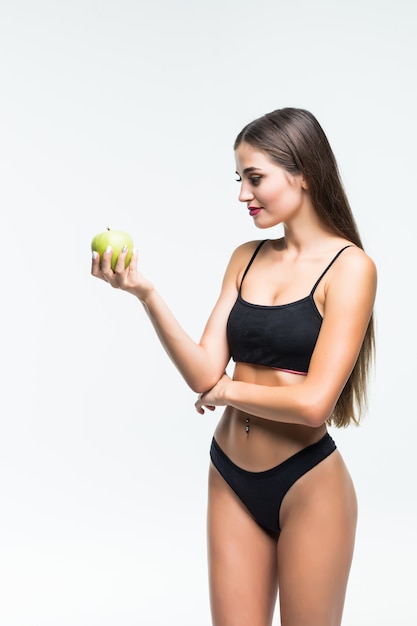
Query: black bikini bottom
210 432 336 536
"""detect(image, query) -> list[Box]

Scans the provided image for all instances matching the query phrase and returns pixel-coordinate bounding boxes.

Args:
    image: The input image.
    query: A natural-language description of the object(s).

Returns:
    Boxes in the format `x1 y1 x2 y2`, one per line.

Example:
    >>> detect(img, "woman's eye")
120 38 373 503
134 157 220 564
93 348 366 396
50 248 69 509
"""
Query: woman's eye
235 174 262 185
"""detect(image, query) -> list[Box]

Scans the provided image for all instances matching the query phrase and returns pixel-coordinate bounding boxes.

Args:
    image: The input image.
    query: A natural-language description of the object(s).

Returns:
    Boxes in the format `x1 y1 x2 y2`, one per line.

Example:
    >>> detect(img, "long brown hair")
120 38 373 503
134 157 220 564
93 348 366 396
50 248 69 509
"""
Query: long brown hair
234 107 375 427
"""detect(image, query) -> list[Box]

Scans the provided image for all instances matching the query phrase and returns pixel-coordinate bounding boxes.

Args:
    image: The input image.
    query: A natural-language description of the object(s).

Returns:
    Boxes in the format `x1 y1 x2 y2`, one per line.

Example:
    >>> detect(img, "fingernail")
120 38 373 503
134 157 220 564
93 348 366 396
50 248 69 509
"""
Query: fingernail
105 246 112 253
122 245 127 253
92 251 98 260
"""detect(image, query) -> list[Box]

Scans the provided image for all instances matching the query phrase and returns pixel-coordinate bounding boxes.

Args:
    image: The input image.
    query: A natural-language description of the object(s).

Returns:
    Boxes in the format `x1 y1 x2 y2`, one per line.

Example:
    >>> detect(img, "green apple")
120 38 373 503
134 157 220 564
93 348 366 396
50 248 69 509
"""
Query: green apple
91 228 134 271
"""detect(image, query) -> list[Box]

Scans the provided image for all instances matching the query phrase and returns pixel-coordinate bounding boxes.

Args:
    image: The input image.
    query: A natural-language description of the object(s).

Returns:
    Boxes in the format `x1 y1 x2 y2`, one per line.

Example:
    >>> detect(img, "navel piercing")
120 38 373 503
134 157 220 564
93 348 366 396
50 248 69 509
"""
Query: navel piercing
245 418 250 434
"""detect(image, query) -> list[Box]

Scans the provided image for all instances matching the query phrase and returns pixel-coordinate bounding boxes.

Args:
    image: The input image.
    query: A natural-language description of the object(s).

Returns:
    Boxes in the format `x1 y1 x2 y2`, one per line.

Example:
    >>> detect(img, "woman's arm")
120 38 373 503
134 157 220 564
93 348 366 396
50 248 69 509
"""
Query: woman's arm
195 248 377 426
91 242 253 393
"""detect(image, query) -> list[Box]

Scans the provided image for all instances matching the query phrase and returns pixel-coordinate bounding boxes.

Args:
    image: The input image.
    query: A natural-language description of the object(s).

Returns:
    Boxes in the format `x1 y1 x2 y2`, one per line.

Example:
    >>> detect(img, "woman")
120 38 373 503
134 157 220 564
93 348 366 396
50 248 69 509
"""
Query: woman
91 107 377 626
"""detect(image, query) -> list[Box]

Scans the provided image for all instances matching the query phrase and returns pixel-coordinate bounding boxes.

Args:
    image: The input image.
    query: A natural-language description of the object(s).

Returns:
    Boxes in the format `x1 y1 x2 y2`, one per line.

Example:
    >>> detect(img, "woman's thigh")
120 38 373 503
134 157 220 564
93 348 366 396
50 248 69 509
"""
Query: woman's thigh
207 463 279 626
277 450 358 626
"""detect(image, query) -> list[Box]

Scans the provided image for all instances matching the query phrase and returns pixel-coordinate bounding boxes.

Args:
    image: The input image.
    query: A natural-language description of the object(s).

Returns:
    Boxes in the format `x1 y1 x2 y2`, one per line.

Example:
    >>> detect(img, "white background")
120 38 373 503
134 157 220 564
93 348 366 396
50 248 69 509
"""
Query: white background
0 1 416 624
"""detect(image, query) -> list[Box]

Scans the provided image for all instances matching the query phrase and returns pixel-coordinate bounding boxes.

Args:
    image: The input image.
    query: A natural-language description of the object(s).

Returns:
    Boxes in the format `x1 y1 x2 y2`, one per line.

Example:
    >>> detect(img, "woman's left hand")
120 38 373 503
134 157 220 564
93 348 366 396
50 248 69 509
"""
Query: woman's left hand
195 373 232 415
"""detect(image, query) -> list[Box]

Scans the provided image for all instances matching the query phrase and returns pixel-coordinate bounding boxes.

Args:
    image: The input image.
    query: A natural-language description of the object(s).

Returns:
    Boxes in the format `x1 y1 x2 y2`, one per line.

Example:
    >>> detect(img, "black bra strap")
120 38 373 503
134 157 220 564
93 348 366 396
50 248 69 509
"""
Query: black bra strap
239 240 268 292
310 245 353 296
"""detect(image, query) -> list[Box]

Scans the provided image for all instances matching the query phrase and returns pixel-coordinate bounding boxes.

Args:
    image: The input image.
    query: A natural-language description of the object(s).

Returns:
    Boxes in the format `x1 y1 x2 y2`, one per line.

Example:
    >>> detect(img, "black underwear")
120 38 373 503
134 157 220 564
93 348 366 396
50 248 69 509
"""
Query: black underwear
210 433 336 536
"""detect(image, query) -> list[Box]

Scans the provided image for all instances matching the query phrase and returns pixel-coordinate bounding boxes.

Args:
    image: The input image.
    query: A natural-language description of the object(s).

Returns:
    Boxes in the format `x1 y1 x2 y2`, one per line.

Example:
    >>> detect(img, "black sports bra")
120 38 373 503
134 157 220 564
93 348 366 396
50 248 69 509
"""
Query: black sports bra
226 240 351 374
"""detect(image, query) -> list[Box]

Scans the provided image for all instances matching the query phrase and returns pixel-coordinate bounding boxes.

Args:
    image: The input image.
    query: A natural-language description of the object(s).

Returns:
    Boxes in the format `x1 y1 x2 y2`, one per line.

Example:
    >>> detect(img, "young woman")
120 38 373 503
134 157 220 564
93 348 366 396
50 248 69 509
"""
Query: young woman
91 107 377 626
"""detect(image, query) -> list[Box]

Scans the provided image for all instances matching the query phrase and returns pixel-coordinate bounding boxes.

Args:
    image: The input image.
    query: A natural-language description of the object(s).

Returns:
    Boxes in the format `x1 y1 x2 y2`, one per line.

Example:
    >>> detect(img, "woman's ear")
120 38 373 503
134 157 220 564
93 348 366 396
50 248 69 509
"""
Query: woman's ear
301 177 309 190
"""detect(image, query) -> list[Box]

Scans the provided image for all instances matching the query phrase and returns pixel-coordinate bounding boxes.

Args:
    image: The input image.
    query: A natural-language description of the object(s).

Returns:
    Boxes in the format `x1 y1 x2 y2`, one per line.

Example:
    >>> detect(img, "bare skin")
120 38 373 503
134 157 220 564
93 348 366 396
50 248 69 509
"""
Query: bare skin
91 141 376 625
208 444 357 626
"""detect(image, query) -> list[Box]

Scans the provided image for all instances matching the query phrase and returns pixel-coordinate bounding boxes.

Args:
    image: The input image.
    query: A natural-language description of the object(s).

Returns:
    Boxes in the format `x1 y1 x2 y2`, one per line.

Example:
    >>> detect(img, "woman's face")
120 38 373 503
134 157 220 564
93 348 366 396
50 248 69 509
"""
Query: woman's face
234 142 307 229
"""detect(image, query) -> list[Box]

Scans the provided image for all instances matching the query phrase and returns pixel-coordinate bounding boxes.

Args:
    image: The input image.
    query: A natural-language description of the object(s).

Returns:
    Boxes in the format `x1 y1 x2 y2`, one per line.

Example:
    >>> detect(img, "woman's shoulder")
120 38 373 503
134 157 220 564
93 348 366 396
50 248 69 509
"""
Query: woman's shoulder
223 240 268 283
229 238 270 261
337 243 377 275
329 242 377 294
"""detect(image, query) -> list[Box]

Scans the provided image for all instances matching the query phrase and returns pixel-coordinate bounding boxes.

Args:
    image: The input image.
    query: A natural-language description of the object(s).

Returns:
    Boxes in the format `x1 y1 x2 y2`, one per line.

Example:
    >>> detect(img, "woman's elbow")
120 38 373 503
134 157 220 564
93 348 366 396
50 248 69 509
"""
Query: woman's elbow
299 393 335 428
187 372 224 395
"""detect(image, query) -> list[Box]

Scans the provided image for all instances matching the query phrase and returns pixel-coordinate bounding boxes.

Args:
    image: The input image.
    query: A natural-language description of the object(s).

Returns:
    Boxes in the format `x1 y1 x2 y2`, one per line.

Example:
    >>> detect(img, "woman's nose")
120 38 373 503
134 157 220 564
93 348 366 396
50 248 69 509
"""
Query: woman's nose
238 182 254 203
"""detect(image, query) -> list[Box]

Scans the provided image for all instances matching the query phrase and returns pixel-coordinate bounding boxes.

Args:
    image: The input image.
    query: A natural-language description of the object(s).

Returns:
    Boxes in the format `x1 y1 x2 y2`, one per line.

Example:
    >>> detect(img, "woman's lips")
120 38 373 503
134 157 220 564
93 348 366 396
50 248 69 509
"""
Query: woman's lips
249 206 263 216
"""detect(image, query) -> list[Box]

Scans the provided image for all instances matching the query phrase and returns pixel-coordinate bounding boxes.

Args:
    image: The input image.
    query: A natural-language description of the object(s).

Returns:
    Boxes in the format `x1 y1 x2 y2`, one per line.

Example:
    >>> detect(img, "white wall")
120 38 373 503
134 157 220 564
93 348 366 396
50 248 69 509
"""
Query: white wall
0 1 415 624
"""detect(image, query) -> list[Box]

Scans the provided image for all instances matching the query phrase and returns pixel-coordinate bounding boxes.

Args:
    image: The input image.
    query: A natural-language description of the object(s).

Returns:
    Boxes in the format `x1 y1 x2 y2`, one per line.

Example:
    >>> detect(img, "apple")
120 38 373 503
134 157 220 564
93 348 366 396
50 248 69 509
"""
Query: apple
91 228 134 271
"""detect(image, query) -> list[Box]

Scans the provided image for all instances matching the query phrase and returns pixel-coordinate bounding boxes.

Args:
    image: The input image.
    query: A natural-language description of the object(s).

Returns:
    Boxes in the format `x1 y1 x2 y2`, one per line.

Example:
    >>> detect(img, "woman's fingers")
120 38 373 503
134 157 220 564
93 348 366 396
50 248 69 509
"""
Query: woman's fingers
91 246 118 285
195 396 216 414
91 250 101 276
91 244 150 298
91 248 111 280
114 245 129 274
101 246 115 274
127 247 138 274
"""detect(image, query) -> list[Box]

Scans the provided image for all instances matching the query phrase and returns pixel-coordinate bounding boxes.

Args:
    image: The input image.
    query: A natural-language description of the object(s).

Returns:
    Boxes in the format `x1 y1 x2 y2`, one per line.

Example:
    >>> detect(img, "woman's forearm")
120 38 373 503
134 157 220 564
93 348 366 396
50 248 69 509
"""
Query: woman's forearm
222 379 333 428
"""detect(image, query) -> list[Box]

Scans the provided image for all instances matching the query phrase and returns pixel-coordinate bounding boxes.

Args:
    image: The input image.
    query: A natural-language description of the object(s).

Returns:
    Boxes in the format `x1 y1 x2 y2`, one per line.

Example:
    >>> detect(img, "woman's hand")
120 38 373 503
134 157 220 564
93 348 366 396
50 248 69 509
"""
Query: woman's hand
195 373 232 415
91 246 154 301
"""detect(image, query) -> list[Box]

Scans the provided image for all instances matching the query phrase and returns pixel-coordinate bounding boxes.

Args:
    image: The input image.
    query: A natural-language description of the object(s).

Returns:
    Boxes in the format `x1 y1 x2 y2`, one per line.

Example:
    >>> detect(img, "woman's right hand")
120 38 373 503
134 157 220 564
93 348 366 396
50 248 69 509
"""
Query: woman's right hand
91 246 154 301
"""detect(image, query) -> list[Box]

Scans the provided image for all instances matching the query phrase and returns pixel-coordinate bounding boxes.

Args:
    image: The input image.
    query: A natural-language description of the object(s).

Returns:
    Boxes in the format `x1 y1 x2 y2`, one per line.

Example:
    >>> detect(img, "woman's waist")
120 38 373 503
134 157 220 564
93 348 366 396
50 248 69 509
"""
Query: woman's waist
214 406 328 472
